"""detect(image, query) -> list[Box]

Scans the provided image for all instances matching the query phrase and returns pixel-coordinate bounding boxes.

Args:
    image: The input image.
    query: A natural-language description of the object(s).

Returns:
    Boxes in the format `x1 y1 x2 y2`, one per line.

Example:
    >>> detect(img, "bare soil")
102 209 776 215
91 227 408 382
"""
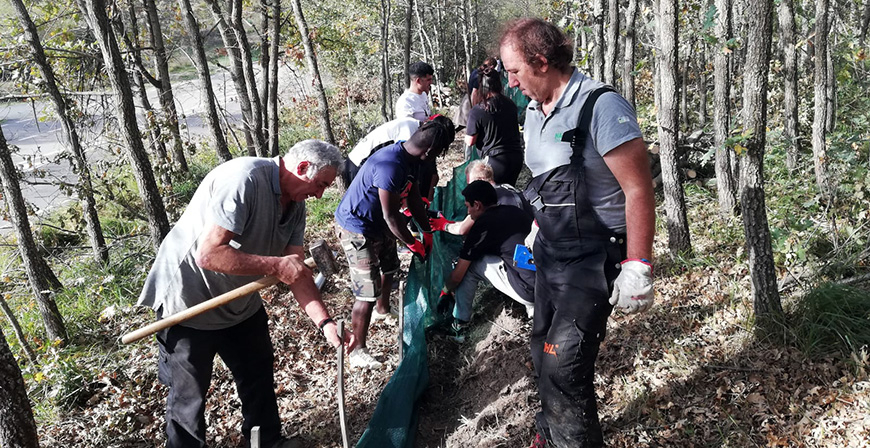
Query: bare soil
37 136 870 447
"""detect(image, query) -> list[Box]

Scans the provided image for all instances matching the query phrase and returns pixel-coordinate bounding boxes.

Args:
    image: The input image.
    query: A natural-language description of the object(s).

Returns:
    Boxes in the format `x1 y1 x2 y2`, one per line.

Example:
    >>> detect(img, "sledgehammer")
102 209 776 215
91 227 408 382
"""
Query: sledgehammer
121 240 338 344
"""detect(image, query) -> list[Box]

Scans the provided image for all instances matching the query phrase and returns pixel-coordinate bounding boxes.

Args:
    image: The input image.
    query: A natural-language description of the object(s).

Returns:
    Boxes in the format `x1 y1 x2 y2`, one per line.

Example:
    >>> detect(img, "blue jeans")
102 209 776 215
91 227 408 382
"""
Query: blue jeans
453 255 534 322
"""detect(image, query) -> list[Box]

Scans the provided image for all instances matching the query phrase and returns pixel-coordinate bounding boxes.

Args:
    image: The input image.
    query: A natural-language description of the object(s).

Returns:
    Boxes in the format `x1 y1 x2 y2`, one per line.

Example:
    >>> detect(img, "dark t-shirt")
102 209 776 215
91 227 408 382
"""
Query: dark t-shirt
468 68 481 92
467 95 523 158
459 205 535 302
336 142 411 236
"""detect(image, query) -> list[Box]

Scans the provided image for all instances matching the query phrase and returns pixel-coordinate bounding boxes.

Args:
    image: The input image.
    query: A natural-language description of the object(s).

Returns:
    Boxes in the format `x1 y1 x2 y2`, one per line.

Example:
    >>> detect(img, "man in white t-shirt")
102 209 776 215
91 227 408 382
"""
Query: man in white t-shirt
341 117 420 189
395 61 433 121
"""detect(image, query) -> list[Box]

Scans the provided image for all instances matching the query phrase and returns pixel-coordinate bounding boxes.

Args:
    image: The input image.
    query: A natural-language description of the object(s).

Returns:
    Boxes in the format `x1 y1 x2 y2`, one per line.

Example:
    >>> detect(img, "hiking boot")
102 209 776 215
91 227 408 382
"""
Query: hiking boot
372 308 398 322
528 432 547 448
348 347 383 369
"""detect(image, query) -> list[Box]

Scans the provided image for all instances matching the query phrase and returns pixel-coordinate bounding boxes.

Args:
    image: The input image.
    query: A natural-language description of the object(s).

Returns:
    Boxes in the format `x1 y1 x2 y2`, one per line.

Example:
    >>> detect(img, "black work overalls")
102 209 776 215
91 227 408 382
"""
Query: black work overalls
524 87 627 448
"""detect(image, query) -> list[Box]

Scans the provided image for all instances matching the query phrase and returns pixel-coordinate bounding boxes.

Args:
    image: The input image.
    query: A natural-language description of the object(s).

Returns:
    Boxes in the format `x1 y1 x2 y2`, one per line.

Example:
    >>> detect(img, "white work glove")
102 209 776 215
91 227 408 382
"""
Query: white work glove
609 259 655 313
524 220 539 254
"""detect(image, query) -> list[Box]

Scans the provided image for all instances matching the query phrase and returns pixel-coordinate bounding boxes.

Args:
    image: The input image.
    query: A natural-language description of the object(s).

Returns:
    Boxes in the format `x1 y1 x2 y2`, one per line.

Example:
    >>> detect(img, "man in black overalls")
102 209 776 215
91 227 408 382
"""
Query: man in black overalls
499 18 657 448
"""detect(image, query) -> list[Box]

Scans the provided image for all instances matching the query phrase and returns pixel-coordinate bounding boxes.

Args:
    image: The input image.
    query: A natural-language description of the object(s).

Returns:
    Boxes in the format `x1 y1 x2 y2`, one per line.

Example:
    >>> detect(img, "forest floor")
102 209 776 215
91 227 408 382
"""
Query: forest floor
36 136 870 447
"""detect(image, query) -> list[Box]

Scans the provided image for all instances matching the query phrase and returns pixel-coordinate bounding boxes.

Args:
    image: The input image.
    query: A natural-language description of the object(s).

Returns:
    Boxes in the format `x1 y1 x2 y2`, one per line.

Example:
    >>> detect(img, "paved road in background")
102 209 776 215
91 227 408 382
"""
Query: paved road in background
0 66 310 233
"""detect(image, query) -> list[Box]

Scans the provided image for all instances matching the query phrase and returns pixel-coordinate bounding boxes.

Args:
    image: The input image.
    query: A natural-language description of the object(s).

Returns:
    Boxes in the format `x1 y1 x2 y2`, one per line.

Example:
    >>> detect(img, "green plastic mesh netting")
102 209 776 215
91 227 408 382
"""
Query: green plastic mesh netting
356 157 473 447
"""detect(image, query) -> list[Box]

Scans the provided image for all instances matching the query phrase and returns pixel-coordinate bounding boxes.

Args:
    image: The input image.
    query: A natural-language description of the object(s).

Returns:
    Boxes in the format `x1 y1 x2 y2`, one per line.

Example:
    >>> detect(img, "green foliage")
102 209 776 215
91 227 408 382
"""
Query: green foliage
788 284 870 358
22 346 96 412
305 189 341 231
164 149 221 216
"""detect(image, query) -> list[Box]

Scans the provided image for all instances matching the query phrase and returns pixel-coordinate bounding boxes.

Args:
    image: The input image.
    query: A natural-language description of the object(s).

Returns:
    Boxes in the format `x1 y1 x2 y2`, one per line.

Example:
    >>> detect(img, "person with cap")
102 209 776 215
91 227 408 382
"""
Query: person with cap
335 117 456 369
500 17 656 448
437 180 536 337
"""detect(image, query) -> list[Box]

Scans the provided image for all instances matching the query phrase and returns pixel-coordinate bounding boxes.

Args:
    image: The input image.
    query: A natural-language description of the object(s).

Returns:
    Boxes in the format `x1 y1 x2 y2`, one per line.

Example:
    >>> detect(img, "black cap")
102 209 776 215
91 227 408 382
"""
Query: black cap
461 180 497 207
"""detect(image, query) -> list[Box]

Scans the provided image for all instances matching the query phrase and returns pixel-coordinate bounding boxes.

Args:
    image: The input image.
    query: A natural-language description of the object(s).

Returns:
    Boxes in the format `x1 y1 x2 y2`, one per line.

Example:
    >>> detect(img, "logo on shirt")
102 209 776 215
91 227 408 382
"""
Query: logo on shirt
617 116 630 124
554 132 563 142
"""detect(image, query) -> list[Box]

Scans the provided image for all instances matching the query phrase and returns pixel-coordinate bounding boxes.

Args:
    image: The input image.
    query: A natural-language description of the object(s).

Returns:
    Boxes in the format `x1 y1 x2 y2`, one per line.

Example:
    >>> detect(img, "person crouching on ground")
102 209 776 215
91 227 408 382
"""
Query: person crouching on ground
437 180 536 337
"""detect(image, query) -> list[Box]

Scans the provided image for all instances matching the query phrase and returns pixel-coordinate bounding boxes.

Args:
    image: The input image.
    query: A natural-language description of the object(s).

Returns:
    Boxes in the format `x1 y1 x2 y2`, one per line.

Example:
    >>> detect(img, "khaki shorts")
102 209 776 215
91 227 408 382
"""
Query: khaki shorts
336 225 400 302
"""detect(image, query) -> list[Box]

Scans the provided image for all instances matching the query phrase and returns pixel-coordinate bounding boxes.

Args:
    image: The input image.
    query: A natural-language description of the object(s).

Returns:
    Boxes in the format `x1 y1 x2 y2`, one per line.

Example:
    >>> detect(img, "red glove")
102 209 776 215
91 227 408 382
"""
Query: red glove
429 212 454 232
407 232 433 260
407 239 429 259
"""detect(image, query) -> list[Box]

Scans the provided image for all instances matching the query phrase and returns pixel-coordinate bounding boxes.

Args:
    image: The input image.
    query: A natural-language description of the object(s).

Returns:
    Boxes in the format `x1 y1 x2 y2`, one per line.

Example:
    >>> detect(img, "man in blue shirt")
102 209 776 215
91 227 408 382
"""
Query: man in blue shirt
335 117 455 368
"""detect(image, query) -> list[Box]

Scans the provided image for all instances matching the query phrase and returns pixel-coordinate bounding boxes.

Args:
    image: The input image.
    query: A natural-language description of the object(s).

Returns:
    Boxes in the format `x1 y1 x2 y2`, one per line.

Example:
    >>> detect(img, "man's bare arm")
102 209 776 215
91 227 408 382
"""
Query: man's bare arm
602 137 655 260
196 224 311 285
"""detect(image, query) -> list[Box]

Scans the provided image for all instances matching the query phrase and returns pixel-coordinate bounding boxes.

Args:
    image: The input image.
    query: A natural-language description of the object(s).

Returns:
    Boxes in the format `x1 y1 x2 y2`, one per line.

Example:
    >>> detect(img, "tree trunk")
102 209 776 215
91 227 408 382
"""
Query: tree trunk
380 0 391 121
714 0 737 218
696 37 708 128
116 6 173 181
825 30 836 133
812 0 833 197
403 0 414 88
143 0 188 172
231 0 268 156
862 0 870 44
77 0 170 251
116 4 169 168
133 67 169 165
657 0 692 256
778 0 800 172
0 127 67 343
593 0 605 80
177 0 232 162
604 0 619 86
468 0 477 73
204 0 259 156
461 2 472 81
259 0 270 130
0 295 38 365
289 0 335 144
11 0 109 265
623 0 638 108
739 0 782 318
0 327 39 448
268 0 281 156
680 61 688 130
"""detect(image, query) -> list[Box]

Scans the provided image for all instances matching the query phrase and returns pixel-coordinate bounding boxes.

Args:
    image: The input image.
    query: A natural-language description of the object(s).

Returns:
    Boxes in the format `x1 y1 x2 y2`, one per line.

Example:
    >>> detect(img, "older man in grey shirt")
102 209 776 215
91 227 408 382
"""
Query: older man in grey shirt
138 140 354 448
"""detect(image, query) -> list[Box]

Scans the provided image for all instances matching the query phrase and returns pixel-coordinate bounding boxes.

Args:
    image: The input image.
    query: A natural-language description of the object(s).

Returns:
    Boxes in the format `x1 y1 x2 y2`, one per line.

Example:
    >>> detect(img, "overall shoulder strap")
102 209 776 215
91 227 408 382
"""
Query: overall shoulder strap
560 86 617 151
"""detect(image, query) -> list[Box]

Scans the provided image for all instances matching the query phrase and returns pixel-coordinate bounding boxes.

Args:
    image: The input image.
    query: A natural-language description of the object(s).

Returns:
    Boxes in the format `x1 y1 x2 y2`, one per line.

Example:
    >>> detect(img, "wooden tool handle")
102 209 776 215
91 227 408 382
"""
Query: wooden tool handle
121 257 315 344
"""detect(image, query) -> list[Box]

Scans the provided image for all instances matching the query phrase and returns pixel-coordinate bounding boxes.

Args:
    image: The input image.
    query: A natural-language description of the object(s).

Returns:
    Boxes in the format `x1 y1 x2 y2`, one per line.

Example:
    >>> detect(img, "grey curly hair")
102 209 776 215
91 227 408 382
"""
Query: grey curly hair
284 139 343 177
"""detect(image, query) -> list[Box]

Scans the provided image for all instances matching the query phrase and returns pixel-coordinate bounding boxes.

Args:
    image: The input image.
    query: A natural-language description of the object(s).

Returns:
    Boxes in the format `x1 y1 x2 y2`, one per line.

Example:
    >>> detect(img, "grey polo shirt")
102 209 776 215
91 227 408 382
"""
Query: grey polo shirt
523 69 643 233
137 157 306 330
